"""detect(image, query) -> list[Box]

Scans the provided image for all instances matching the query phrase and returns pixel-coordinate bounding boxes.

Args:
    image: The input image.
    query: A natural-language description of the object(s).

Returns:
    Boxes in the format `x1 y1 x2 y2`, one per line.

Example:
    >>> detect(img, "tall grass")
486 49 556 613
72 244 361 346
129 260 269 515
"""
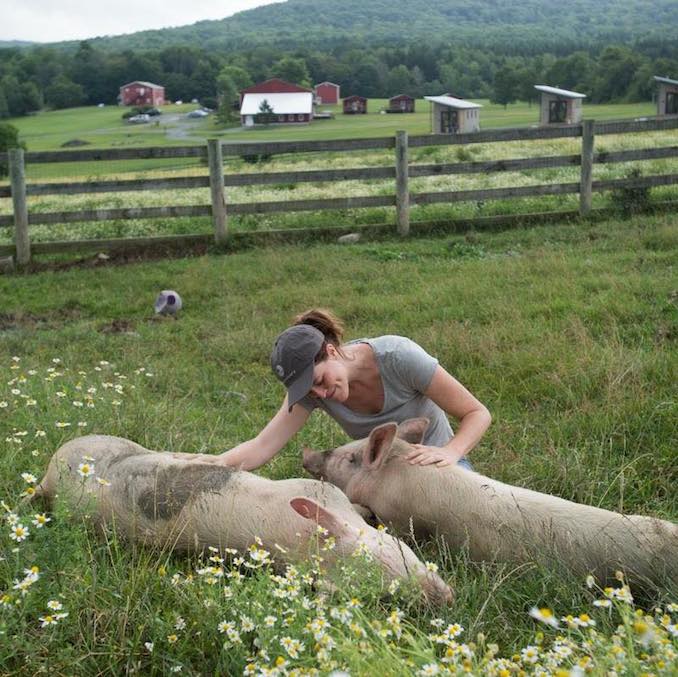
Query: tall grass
0 213 676 673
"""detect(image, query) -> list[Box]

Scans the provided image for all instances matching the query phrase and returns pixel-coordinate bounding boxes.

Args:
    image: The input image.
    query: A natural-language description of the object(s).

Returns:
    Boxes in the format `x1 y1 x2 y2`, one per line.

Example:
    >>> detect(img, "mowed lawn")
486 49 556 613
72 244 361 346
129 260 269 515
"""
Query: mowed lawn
0 214 676 674
8 99 657 151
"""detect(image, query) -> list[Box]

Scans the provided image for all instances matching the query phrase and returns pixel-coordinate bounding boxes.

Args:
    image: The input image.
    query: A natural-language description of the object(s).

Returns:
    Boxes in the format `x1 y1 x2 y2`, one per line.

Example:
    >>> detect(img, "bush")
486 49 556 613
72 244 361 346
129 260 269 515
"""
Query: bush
0 122 25 178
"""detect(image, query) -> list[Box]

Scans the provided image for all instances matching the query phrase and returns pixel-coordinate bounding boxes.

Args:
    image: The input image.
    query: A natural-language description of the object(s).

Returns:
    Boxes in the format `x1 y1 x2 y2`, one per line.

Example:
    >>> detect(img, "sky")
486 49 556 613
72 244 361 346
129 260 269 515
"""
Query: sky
1 0 282 43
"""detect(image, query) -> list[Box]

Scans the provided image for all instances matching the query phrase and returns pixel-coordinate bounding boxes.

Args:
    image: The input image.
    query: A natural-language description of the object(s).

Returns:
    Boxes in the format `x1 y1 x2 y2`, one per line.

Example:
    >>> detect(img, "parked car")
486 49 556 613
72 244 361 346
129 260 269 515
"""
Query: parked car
145 107 162 116
186 109 209 118
127 114 151 124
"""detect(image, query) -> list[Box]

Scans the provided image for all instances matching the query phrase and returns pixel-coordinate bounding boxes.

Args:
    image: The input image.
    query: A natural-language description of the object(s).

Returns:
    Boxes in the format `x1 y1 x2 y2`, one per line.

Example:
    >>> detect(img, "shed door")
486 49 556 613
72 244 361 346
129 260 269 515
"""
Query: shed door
666 92 678 115
549 100 568 123
441 109 458 134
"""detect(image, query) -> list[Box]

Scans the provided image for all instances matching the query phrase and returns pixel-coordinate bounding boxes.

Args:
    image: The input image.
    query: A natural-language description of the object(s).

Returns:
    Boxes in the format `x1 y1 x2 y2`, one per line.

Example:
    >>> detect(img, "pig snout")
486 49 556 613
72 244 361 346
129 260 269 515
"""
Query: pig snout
302 448 325 479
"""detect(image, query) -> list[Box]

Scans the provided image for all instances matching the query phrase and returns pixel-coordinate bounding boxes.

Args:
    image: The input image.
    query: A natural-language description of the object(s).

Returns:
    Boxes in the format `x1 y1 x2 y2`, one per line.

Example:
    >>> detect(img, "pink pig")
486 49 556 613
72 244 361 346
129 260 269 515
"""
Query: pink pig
303 419 678 586
36 435 453 605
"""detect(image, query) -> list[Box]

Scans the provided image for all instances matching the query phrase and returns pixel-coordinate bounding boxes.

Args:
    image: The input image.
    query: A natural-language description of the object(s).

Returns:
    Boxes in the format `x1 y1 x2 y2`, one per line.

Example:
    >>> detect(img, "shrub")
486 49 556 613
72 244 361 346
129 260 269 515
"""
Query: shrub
0 122 25 178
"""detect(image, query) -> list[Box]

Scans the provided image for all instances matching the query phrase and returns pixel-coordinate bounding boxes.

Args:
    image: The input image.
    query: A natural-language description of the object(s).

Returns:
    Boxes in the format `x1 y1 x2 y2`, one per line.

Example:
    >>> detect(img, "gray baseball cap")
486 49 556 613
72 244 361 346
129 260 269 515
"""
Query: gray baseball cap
270 324 324 411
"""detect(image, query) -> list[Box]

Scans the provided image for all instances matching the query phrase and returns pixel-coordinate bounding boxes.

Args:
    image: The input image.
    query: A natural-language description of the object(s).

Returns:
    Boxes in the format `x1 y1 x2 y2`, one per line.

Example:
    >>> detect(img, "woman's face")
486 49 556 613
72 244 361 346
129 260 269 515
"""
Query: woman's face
310 346 349 402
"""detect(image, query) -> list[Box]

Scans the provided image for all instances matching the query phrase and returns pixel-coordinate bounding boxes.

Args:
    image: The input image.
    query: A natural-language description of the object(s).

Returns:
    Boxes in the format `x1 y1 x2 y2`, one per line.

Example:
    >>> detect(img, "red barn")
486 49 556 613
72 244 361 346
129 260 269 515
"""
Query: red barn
315 81 340 105
343 95 368 114
119 81 165 107
239 78 312 106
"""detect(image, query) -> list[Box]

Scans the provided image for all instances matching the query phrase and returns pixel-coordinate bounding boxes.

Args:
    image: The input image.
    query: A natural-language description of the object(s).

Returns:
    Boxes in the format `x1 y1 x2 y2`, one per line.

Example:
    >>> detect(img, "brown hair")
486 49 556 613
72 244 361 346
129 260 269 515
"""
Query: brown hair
293 308 346 361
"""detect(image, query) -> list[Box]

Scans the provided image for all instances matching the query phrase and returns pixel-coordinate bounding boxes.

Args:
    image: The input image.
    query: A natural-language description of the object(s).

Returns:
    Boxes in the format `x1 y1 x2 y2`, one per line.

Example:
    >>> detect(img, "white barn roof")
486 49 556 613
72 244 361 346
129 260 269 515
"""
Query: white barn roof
534 85 587 99
654 76 678 86
424 95 482 110
121 81 164 89
240 92 313 115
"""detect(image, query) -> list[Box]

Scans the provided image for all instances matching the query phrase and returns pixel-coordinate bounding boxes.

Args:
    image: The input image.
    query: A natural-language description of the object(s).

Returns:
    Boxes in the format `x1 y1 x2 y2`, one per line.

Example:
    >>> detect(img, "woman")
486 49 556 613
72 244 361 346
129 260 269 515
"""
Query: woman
220 309 491 471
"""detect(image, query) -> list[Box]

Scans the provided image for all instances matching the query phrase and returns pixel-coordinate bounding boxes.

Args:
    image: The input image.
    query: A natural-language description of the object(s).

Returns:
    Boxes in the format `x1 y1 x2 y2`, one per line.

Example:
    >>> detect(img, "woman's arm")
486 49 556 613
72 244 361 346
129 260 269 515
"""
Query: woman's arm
214 397 311 471
406 365 491 467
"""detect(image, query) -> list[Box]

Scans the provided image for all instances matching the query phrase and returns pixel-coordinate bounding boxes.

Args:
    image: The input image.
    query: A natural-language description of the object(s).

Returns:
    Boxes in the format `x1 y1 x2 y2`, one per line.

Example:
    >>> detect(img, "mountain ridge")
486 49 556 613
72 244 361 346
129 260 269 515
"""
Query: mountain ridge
40 0 677 53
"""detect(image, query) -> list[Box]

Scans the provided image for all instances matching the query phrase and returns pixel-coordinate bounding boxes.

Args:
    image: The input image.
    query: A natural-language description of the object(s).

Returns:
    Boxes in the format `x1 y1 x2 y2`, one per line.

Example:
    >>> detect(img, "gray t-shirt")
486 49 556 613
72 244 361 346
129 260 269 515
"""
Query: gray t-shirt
298 335 454 446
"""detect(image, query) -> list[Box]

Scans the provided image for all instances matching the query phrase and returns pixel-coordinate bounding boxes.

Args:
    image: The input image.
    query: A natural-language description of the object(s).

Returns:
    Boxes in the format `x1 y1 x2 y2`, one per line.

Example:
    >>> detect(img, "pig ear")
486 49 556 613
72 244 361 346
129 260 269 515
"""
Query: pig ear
363 422 398 469
396 418 429 444
289 497 347 536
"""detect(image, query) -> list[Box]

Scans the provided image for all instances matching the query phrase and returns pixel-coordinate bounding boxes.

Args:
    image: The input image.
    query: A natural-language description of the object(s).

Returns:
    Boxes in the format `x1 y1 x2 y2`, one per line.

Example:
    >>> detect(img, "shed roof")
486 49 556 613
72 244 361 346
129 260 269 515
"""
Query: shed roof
240 92 314 116
120 81 164 89
424 95 482 110
654 76 678 86
534 85 586 99
315 81 340 88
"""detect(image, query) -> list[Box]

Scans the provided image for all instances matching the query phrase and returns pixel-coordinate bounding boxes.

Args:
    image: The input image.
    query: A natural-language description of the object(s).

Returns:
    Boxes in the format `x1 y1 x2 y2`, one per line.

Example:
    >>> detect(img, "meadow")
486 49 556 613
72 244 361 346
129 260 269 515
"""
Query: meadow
1 100 676 251
0 212 676 674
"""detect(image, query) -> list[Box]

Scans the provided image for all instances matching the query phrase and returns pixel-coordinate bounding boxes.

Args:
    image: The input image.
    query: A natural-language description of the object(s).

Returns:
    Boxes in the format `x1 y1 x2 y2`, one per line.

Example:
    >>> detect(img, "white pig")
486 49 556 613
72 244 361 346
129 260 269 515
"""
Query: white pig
36 435 453 605
302 419 678 586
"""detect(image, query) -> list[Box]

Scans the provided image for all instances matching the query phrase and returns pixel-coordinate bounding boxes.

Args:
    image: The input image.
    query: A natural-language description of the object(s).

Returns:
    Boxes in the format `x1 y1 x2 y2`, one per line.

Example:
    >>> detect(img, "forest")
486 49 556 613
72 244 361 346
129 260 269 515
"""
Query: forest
0 37 677 120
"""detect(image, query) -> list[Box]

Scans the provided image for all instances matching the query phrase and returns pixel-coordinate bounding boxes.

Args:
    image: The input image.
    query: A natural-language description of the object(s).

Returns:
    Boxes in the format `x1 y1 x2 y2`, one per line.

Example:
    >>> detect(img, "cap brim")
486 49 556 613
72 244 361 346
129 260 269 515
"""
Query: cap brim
286 362 315 411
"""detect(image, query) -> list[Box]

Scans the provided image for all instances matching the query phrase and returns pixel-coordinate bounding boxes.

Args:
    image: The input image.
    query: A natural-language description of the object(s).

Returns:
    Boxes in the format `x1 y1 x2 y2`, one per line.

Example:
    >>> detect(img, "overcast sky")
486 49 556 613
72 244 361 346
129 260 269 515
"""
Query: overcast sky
1 0 282 43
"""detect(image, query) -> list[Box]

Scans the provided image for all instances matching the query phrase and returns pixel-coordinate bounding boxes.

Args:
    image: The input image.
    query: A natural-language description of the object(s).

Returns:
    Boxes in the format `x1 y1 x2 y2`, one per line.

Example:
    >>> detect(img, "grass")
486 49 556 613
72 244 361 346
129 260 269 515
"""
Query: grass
1 119 676 248
0 213 676 673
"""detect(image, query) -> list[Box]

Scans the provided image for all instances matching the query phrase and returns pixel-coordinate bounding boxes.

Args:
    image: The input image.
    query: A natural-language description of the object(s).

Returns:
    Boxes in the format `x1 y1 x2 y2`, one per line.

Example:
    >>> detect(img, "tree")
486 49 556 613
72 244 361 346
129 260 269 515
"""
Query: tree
217 65 253 92
385 65 414 96
45 76 85 110
490 64 519 108
270 56 310 86
256 99 276 125
0 87 9 119
216 74 239 124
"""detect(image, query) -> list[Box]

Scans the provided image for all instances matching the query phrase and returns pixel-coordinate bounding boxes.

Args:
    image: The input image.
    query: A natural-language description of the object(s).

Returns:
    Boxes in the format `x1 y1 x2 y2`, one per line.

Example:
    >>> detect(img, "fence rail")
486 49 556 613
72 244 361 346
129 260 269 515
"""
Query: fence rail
1 116 678 265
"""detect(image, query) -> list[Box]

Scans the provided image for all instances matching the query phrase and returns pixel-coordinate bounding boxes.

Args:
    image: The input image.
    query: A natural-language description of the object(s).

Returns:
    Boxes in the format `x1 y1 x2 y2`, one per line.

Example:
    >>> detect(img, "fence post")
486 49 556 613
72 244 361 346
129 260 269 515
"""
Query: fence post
579 119 595 216
9 148 30 266
395 130 410 236
207 139 228 244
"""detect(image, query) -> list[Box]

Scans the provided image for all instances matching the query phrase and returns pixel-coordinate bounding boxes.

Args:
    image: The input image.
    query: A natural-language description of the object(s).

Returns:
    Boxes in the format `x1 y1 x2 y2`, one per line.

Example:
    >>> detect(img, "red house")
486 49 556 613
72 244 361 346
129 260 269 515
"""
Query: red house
315 81 340 105
239 78 312 106
388 94 415 113
343 95 368 114
119 81 165 107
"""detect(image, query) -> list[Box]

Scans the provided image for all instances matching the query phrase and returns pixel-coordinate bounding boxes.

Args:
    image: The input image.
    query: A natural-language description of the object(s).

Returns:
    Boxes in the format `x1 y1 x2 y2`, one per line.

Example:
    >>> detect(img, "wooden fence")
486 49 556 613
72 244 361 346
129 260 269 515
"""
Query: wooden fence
1 117 678 265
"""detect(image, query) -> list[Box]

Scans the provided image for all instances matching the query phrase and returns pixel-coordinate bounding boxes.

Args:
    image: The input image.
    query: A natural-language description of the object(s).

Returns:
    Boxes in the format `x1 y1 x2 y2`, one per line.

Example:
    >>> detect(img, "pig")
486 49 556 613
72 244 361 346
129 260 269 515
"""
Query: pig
36 435 453 606
302 419 678 587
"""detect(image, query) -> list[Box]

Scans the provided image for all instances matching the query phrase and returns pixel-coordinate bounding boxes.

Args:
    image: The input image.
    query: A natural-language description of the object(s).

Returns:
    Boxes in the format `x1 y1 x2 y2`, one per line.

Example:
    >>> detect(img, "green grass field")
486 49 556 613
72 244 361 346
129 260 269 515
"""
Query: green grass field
7 99 657 152
0 213 676 674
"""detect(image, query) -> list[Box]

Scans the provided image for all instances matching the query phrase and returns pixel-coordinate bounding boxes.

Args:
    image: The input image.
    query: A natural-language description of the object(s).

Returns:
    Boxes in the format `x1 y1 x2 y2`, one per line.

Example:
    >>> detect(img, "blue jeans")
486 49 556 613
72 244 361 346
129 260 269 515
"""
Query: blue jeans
457 457 473 471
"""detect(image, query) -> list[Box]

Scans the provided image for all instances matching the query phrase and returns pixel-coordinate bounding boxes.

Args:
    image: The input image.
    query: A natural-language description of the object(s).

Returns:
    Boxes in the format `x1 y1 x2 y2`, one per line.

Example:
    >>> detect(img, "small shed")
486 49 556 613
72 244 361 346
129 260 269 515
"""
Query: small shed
424 95 481 134
534 85 586 125
388 94 415 113
315 82 340 105
119 81 165 107
343 95 368 114
654 76 678 117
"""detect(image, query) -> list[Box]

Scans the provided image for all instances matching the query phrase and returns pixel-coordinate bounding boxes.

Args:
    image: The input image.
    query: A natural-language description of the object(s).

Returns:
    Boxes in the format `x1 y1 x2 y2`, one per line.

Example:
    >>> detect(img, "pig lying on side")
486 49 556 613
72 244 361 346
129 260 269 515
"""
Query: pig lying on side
303 419 678 586
36 435 453 606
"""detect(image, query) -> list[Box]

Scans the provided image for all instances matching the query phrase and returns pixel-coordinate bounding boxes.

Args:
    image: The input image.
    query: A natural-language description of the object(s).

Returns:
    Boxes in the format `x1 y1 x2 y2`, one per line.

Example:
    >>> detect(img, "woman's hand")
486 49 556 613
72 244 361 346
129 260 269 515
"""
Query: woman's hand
405 444 463 468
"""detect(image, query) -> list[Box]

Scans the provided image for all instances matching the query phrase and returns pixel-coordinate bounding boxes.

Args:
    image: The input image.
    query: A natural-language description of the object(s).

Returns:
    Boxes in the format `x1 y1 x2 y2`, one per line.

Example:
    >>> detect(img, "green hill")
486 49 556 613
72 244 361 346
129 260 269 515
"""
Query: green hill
55 0 677 52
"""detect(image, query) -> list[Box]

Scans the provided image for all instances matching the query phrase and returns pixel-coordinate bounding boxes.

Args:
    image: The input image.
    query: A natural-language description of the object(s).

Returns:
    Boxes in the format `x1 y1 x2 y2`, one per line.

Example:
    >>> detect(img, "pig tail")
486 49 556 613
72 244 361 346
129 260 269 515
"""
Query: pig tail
293 308 348 360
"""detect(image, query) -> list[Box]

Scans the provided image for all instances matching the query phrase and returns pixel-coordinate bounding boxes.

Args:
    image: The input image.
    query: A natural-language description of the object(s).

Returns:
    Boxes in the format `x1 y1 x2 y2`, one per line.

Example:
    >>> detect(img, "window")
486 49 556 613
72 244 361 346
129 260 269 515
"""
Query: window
549 99 567 123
